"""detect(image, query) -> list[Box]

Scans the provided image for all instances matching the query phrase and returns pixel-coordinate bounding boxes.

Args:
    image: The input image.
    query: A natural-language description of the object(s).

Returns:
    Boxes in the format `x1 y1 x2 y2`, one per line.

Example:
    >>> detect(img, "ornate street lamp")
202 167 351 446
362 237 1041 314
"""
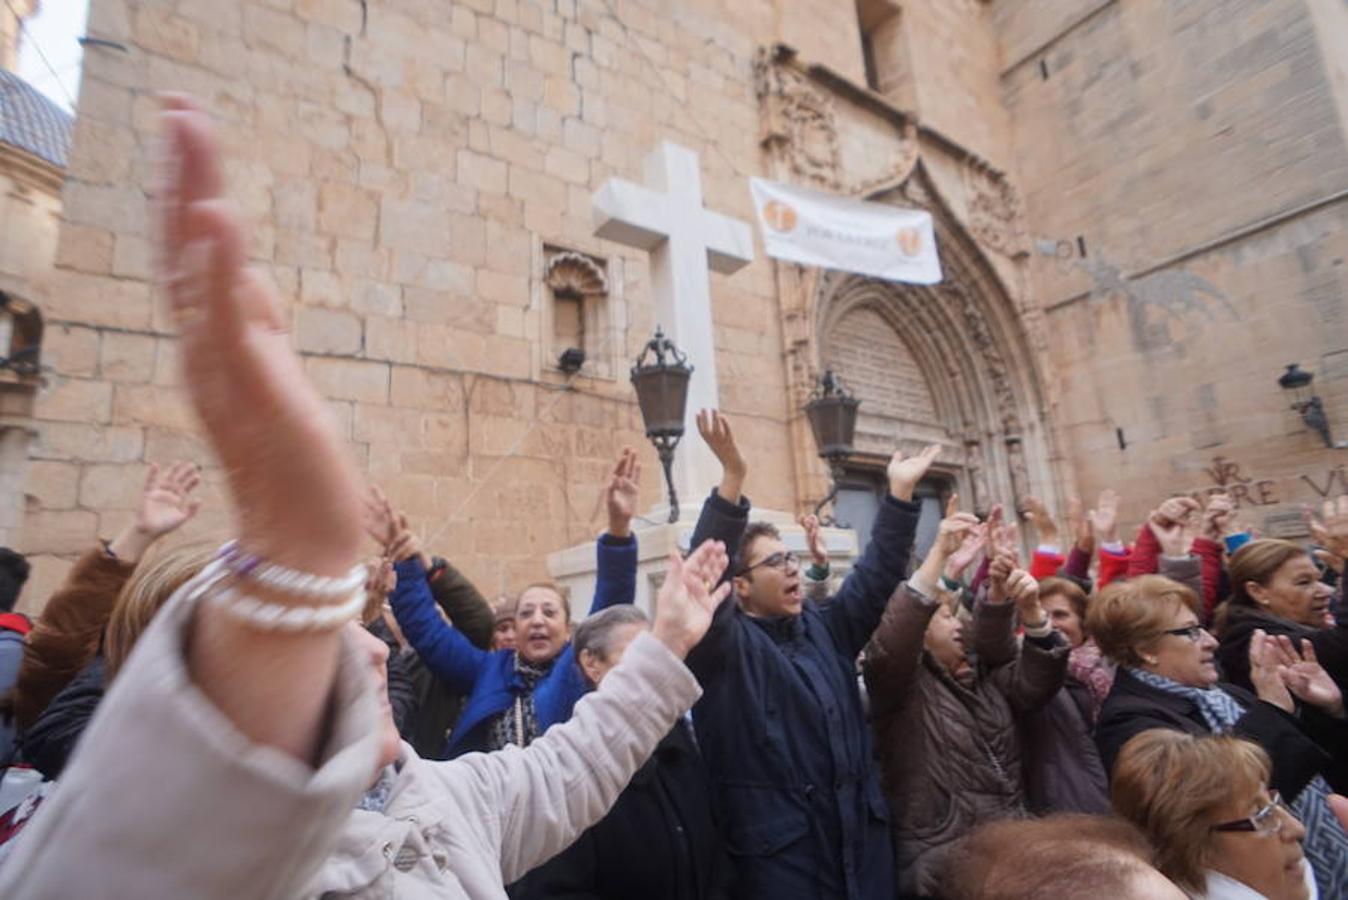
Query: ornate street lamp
1278 363 1338 448
631 327 693 523
803 370 860 525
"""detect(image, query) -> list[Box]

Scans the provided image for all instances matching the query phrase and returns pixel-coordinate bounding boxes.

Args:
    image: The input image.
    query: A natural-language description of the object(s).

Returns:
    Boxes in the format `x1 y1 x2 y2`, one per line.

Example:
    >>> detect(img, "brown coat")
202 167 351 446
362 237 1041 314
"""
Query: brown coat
863 586 1068 897
11 547 133 729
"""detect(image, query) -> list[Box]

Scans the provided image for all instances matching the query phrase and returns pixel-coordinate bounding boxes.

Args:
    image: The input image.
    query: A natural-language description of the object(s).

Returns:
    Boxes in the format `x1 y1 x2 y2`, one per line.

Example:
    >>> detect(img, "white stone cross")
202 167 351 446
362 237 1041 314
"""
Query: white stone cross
592 142 754 515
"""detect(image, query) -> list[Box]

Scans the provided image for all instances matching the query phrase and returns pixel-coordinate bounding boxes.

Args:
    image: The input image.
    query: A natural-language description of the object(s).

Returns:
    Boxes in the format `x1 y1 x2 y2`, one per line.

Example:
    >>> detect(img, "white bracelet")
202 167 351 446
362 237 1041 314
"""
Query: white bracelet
196 555 368 632
218 541 366 602
205 581 367 632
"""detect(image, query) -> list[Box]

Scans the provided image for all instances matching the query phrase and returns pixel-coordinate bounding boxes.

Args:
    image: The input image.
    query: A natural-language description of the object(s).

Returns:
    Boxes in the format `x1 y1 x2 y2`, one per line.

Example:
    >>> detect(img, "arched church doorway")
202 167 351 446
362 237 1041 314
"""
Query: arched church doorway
807 171 1061 558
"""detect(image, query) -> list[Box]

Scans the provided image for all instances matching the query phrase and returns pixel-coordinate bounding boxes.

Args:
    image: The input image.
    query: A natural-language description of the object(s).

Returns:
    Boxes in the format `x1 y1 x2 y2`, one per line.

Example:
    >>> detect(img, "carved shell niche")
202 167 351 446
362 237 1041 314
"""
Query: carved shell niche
544 252 608 296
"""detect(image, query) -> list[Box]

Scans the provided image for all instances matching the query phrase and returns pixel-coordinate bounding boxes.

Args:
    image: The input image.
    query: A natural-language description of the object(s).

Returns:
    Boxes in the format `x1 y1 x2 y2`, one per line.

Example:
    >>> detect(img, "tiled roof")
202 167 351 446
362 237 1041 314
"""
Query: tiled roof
0 69 72 167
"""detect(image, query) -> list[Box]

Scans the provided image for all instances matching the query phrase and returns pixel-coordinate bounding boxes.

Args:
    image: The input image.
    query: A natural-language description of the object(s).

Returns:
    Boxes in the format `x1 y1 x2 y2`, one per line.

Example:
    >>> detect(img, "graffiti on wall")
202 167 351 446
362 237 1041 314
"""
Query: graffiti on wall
1178 455 1348 539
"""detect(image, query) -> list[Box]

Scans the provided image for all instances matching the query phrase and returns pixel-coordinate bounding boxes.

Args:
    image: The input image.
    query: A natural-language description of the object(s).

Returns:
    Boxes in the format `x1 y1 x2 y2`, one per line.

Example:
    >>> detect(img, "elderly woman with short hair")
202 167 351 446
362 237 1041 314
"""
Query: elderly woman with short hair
1113 730 1317 899
511 604 732 900
1090 575 1348 897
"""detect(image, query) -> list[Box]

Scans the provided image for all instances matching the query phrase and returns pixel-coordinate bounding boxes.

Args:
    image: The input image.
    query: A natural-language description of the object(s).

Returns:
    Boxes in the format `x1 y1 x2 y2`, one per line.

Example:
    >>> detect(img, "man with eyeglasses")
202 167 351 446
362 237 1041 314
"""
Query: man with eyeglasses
679 409 940 900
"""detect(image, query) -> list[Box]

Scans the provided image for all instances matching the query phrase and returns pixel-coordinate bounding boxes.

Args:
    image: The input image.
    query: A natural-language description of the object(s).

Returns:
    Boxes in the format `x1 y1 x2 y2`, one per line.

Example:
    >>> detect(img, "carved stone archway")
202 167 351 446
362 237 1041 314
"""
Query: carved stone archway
775 162 1063 519
755 44 1065 521
802 164 1057 516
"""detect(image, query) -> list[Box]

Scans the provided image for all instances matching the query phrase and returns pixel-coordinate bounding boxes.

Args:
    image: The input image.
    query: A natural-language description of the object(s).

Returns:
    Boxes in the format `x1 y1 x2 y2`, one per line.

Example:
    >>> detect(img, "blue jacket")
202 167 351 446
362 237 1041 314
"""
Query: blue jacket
390 533 637 758
685 489 918 900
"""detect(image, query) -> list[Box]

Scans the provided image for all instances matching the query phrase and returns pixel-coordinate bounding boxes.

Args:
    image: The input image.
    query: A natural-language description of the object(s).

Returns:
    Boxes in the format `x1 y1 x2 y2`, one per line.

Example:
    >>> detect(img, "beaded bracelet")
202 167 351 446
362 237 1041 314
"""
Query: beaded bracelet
217 541 366 602
205 581 367 632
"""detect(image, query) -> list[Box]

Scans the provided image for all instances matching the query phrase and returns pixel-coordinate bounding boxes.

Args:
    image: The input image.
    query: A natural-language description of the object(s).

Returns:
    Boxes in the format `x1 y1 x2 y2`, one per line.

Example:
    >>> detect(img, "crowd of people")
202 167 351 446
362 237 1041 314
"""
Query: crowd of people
0 97 1346 899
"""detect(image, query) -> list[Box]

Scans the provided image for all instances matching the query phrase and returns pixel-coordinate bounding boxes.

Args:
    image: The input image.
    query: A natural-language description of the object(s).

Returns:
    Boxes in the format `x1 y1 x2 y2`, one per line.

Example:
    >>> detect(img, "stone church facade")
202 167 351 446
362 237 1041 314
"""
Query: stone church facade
4 0 1348 609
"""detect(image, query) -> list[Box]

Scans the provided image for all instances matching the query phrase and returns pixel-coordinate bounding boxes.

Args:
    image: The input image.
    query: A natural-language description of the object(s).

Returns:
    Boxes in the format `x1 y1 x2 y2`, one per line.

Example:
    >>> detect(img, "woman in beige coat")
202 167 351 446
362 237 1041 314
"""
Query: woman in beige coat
0 98 731 900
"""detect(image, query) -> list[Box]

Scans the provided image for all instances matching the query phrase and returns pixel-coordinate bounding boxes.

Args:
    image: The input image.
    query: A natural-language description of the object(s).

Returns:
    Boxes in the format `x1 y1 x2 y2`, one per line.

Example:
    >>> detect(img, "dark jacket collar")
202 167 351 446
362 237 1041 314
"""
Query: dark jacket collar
746 609 804 643
1222 606 1313 641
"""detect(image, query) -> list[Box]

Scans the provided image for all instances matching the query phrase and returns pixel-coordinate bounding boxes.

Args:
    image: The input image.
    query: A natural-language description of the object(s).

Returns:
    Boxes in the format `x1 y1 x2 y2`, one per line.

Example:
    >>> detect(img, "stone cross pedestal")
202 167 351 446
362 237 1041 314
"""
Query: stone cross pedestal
591 141 754 519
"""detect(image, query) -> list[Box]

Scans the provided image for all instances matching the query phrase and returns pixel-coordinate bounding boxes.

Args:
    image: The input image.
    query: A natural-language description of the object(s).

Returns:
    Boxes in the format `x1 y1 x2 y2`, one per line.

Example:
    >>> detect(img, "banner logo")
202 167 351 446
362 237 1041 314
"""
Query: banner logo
762 200 798 233
896 227 923 257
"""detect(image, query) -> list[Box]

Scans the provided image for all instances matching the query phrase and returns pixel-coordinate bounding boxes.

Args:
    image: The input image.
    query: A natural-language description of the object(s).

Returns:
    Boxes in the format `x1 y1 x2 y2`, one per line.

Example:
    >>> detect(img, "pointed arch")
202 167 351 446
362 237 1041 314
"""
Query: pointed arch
806 162 1063 514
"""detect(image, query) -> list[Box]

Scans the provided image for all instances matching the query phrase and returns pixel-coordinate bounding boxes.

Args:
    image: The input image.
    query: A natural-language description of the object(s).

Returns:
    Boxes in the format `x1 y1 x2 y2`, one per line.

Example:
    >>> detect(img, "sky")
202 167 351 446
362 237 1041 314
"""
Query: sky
14 0 89 113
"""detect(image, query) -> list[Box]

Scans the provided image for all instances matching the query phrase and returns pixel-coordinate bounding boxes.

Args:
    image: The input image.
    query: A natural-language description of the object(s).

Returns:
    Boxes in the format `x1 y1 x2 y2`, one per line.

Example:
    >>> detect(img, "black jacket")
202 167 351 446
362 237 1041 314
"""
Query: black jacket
20 657 104 780
1095 667 1331 803
1216 605 1348 791
1217 605 1348 696
510 721 733 900
683 489 918 900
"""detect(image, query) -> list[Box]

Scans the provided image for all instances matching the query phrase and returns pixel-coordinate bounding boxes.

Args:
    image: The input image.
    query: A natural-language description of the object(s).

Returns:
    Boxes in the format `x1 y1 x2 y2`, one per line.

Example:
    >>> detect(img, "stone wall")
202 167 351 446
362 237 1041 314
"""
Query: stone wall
0 143 60 599
999 0 1348 534
0 0 36 73
16 0 814 612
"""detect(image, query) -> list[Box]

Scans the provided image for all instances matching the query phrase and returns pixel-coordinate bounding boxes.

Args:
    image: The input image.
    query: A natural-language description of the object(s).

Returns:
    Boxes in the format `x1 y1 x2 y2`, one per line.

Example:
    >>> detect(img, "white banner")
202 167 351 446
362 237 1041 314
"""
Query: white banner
749 177 942 285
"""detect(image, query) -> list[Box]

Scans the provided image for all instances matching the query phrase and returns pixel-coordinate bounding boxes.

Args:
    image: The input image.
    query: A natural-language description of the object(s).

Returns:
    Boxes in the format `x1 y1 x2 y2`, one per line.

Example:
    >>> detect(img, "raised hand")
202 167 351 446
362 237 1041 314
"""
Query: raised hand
1155 496 1200 529
986 504 1020 559
913 494 979 592
1021 496 1059 546
798 513 828 568
1005 568 1045 625
386 522 422 565
945 521 987 582
651 541 732 658
1306 496 1348 560
157 97 368 763
1203 493 1235 541
366 556 396 598
1067 496 1093 553
1249 629 1296 714
137 461 203 537
1087 488 1120 544
1314 548 1346 577
933 495 980 559
887 444 941 502
1149 503 1195 557
696 409 746 503
363 485 399 551
158 96 363 577
1275 636 1344 717
986 548 1018 605
107 460 203 564
603 447 641 538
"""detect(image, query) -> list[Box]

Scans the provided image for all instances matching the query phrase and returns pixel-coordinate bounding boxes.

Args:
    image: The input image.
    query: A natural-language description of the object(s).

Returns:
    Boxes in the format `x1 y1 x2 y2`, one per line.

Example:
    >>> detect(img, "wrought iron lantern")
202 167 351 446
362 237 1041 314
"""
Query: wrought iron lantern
1278 363 1337 448
803 370 860 525
631 327 693 523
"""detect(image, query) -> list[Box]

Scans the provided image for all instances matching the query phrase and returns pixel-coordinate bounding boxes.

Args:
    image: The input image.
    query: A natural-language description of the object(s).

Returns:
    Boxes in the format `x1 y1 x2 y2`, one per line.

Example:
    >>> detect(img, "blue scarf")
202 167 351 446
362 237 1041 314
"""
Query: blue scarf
1128 668 1348 897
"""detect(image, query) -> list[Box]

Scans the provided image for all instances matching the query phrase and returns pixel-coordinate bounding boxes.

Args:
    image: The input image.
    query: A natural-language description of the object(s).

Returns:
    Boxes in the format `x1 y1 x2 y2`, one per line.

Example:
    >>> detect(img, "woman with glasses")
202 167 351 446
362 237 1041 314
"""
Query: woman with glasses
1089 575 1348 897
1113 729 1317 899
